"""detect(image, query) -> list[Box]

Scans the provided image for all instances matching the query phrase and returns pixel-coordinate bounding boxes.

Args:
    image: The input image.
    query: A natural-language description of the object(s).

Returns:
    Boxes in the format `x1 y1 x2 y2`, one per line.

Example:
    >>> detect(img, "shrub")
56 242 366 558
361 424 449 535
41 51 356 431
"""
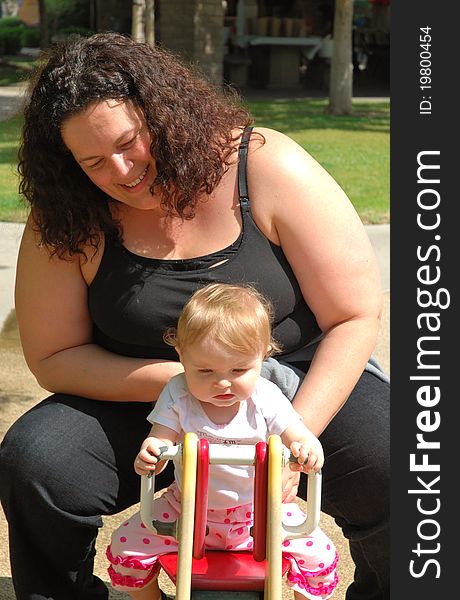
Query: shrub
0 16 23 30
21 27 40 48
53 25 95 40
0 26 25 55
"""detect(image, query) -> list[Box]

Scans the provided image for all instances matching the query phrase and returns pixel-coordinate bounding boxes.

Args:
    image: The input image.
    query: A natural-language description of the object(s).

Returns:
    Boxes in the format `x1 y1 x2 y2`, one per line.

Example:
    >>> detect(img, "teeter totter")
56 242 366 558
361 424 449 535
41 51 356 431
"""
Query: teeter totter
140 432 322 600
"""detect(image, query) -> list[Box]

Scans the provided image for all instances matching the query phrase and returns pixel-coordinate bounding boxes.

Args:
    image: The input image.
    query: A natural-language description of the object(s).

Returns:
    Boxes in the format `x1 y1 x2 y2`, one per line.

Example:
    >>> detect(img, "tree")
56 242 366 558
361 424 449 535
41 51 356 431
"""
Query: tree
328 0 354 115
38 0 49 49
132 0 145 42
132 0 155 46
145 0 154 46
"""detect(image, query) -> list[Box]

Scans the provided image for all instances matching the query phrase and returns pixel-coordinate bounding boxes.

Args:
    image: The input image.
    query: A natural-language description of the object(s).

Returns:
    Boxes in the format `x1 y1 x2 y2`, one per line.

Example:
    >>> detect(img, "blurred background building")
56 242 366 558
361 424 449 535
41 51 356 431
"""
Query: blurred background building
1 0 389 95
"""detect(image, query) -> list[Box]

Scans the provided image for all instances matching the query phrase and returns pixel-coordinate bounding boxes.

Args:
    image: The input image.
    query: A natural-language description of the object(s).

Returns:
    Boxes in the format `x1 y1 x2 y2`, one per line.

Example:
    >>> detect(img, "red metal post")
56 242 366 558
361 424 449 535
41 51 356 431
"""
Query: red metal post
253 441 268 561
193 437 209 559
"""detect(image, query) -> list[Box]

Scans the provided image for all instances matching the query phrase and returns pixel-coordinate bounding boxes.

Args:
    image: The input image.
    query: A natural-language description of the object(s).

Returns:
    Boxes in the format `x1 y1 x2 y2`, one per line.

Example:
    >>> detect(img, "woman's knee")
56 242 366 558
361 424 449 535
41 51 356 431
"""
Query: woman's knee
319 373 390 523
0 395 120 514
321 440 389 527
1 400 58 486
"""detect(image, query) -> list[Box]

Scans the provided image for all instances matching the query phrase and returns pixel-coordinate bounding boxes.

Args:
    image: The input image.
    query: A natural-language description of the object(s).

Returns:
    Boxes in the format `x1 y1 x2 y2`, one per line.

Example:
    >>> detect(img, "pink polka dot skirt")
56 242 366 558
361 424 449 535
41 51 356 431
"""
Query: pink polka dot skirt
107 483 338 598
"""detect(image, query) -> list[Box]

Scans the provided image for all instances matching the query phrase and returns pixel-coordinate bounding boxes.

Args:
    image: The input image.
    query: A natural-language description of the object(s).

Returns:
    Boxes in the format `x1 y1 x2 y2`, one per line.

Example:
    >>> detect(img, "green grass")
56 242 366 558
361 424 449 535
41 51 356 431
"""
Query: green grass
246 98 390 224
0 99 390 224
0 56 36 86
0 115 28 222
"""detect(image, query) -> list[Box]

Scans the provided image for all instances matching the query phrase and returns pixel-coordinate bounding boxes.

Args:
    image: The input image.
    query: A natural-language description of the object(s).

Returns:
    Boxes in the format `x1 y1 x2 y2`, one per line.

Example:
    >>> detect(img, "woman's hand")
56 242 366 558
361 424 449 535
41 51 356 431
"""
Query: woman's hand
134 437 168 476
281 465 301 502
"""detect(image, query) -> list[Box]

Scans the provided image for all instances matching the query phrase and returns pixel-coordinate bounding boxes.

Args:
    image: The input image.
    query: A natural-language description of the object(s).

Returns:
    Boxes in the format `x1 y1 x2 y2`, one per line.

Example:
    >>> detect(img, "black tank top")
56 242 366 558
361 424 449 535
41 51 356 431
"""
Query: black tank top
88 127 321 361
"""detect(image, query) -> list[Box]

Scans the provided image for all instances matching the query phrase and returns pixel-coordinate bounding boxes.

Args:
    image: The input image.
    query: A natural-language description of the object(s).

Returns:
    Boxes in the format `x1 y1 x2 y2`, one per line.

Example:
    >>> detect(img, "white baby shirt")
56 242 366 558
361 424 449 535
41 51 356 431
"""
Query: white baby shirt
147 373 302 509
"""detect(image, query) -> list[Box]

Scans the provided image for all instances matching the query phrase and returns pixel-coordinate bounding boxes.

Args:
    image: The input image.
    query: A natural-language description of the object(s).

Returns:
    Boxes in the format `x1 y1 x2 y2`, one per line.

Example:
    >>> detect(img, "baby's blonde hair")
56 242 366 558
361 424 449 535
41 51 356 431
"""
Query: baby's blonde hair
164 283 281 358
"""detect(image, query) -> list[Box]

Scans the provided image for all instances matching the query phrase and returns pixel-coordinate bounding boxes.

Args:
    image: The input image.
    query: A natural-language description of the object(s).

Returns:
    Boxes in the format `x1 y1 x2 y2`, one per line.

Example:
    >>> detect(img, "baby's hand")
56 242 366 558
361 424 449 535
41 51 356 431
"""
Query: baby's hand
290 435 324 473
134 437 168 476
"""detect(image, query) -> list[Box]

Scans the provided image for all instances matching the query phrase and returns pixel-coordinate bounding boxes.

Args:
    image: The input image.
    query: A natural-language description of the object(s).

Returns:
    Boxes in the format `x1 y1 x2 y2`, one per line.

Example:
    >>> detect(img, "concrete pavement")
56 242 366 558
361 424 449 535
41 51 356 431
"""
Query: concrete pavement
0 223 24 334
0 84 25 121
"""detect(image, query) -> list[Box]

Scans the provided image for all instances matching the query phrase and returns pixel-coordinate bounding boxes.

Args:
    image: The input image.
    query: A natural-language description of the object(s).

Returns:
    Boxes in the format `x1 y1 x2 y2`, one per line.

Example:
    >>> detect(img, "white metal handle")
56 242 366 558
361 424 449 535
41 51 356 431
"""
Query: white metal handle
281 470 322 540
140 441 322 540
139 445 181 533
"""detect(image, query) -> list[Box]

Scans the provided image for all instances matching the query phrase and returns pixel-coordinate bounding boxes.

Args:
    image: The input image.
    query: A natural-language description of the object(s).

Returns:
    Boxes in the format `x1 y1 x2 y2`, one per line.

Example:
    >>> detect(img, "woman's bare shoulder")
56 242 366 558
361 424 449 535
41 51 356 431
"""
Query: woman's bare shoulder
248 127 325 187
246 127 343 232
251 126 314 156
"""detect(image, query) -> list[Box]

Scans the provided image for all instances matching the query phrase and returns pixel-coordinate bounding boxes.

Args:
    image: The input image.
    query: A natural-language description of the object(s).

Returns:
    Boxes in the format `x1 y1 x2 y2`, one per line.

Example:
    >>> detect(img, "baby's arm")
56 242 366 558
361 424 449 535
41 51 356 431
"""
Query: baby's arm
134 423 179 476
281 420 324 474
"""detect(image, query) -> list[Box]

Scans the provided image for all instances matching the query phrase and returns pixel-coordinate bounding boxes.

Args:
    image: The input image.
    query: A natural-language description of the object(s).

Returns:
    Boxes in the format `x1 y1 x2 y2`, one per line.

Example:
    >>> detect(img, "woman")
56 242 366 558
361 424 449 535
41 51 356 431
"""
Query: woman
0 33 389 599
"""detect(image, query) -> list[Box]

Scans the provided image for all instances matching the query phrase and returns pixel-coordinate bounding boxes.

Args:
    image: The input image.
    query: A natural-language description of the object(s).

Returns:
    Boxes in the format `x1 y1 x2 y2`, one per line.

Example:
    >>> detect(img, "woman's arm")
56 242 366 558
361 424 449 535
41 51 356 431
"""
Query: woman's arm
15 217 183 401
249 128 383 435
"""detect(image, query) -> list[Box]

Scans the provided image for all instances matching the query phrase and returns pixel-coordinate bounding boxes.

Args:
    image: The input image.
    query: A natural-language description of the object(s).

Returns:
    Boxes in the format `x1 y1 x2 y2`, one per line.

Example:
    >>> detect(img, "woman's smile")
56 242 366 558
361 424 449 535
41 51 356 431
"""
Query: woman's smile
121 165 149 191
61 99 159 209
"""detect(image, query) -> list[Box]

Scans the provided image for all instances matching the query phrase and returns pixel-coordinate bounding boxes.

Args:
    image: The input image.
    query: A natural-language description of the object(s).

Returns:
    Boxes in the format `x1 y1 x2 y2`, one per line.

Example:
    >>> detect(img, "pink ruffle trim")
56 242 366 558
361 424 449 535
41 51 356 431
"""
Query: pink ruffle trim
285 551 339 578
285 552 339 597
107 565 157 589
106 545 158 571
287 571 339 597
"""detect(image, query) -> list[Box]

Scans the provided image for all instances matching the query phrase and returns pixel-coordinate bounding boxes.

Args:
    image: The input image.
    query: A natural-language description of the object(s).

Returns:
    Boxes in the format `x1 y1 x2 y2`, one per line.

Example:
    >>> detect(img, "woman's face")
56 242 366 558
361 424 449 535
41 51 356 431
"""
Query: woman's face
61 99 159 210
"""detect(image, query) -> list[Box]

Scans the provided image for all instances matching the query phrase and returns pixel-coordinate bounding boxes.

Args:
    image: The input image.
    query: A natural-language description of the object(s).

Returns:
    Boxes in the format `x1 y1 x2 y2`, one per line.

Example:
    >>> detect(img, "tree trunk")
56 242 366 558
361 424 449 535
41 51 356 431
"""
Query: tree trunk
38 0 49 49
328 0 354 115
145 0 155 46
132 0 146 42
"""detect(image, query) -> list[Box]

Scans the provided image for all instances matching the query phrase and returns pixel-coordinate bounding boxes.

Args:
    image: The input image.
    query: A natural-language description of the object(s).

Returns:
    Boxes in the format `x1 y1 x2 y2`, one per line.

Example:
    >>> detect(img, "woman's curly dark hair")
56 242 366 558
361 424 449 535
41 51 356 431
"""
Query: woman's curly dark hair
18 32 253 257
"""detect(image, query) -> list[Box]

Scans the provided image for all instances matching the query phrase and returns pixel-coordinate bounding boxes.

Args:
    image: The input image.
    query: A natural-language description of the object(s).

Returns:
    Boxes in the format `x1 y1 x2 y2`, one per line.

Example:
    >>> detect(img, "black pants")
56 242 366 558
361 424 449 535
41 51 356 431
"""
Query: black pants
0 368 389 599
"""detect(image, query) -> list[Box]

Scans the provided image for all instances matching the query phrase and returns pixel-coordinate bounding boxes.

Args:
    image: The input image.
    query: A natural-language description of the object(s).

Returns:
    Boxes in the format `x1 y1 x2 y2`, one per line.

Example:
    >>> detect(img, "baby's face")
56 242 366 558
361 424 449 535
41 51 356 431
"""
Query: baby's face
178 337 265 408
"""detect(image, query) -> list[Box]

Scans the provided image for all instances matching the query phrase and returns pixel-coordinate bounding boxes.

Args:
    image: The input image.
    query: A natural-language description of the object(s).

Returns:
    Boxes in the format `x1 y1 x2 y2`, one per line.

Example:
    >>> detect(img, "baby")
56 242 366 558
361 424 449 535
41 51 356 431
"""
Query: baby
107 283 338 599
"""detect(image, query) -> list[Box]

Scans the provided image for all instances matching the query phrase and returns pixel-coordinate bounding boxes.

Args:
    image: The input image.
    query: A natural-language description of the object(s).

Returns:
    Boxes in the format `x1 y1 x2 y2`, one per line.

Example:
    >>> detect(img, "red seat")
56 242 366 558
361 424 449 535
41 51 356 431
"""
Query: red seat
159 552 290 591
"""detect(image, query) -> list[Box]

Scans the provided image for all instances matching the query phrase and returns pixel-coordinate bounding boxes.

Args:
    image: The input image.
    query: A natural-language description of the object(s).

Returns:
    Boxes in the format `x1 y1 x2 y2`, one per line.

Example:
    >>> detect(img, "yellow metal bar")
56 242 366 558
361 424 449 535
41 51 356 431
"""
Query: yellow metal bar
175 432 198 600
266 434 283 600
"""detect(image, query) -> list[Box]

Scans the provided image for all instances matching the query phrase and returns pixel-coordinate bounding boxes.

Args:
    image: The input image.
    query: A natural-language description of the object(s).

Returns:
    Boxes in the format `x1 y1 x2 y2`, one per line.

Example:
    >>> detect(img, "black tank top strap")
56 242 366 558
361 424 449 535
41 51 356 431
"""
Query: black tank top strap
238 126 254 213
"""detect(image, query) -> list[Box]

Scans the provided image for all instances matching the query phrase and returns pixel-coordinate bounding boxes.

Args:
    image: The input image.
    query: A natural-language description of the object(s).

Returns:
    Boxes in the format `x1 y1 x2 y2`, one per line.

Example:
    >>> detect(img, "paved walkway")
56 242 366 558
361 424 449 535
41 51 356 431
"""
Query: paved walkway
0 84 26 121
0 222 24 333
